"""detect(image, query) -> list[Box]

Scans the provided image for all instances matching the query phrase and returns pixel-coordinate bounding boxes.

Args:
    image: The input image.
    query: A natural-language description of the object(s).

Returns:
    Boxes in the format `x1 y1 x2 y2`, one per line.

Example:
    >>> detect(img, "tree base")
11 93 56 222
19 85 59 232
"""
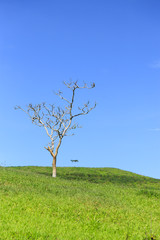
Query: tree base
52 172 56 177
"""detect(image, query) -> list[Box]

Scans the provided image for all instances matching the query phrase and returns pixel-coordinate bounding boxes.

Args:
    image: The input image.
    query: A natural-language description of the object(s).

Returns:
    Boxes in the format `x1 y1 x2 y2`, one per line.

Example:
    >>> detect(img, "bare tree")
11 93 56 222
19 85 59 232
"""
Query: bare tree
15 81 96 177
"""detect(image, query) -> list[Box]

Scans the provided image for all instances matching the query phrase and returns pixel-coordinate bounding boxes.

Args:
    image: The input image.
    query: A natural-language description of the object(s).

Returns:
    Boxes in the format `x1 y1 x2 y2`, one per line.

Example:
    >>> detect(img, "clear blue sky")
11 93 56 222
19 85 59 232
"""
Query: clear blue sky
1 0 160 178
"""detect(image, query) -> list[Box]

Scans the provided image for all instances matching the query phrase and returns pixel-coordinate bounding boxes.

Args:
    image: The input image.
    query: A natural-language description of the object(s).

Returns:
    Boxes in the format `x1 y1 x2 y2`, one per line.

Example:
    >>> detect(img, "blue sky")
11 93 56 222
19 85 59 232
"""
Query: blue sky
1 0 160 178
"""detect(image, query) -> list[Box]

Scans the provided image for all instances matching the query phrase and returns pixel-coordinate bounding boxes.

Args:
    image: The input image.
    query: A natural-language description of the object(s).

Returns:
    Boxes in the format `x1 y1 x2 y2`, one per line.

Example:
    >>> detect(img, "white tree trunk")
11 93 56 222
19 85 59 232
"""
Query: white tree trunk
52 167 56 177
52 156 57 177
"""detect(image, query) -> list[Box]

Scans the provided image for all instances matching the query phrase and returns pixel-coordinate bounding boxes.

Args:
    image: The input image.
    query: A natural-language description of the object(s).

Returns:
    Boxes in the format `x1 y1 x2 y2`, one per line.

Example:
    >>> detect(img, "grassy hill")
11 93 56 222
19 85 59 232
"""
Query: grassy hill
0 166 160 240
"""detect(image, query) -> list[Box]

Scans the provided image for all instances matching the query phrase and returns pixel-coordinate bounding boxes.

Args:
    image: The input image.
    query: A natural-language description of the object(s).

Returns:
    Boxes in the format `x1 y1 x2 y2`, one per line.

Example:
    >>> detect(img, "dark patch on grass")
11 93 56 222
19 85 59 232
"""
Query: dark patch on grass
144 234 157 239
57 168 160 186
138 189 160 198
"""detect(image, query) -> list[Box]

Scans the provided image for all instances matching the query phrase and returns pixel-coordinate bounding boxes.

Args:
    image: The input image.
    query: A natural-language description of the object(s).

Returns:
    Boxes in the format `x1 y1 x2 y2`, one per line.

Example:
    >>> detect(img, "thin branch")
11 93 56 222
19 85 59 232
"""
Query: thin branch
55 90 71 104
72 102 96 119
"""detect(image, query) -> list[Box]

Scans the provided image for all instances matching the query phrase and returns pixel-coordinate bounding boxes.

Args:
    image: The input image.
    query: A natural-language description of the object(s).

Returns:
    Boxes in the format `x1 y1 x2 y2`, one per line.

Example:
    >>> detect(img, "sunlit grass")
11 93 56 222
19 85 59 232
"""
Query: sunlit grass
0 166 160 239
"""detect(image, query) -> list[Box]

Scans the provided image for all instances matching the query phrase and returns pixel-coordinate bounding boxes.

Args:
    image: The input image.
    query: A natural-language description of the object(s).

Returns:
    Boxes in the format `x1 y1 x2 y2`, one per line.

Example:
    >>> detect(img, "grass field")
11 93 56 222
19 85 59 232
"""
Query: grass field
0 166 160 239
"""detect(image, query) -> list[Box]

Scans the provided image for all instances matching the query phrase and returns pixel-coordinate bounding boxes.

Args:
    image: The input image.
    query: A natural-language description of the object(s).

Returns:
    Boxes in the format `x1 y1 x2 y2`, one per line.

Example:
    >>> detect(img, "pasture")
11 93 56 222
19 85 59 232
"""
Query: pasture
0 166 160 239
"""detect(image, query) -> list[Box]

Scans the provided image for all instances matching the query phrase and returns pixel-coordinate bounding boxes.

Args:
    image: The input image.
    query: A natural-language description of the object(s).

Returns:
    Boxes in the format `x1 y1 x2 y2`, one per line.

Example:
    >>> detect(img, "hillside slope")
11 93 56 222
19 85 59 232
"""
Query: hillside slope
0 167 160 240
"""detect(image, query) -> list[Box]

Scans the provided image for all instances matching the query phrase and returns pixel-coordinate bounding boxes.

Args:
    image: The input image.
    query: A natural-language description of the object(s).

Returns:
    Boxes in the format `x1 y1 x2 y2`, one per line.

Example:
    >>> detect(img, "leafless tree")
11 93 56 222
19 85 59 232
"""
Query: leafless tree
15 81 96 177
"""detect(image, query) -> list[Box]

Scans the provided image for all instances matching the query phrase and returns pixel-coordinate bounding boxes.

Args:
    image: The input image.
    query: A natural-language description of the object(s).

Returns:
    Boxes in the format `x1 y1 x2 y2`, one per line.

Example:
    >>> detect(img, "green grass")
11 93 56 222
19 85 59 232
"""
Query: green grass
0 166 160 239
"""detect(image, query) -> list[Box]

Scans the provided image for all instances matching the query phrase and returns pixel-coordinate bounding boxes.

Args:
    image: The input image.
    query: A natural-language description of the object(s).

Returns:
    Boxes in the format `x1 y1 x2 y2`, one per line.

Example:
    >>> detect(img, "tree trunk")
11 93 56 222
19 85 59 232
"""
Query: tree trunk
52 156 57 177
